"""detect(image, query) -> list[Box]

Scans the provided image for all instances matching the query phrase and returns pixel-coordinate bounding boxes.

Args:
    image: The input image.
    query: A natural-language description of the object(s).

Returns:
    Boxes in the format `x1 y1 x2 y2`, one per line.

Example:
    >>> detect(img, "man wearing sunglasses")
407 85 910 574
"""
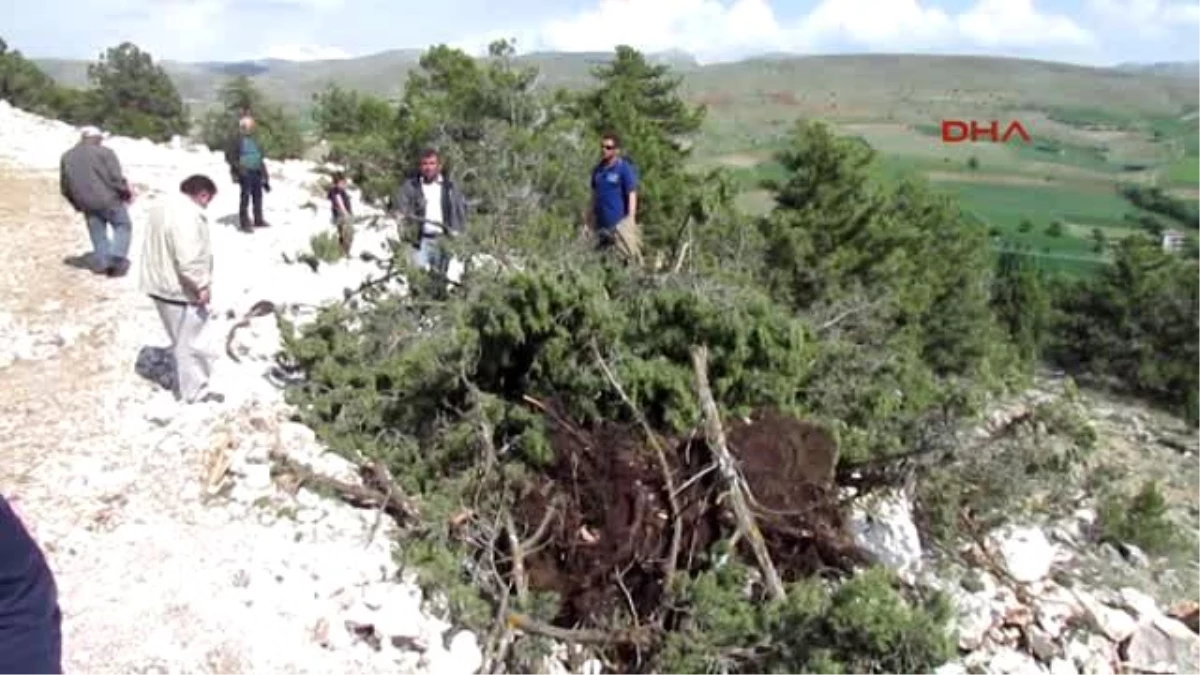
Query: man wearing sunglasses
586 132 642 264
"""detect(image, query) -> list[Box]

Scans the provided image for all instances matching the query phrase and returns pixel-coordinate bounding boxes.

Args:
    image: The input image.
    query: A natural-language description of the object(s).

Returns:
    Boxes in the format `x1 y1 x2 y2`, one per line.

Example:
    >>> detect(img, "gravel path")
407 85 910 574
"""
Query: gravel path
0 158 469 674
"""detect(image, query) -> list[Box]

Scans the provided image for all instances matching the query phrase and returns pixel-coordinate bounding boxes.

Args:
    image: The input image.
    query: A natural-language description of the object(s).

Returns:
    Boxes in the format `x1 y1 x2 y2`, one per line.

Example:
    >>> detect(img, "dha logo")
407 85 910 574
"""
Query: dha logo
940 120 1032 143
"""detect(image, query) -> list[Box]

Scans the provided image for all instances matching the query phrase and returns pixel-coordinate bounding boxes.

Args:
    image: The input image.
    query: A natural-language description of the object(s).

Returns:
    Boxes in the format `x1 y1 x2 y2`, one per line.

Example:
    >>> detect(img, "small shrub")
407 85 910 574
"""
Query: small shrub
655 563 955 674
309 231 343 263
1018 218 1033 233
1098 480 1180 555
1045 220 1065 237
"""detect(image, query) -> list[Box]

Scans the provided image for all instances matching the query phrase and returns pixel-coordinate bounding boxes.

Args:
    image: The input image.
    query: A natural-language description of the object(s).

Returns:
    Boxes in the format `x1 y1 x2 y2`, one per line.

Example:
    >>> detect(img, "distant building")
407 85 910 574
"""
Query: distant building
1161 229 1186 252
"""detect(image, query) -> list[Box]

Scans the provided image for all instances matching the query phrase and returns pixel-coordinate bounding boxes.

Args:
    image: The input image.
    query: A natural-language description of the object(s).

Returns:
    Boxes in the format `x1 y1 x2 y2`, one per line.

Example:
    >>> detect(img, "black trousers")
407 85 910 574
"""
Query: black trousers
0 494 63 674
238 170 265 228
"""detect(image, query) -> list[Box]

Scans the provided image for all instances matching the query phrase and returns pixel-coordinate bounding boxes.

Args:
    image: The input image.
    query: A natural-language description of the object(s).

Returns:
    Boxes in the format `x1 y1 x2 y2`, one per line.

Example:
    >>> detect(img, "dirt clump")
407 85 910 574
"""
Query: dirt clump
513 405 870 628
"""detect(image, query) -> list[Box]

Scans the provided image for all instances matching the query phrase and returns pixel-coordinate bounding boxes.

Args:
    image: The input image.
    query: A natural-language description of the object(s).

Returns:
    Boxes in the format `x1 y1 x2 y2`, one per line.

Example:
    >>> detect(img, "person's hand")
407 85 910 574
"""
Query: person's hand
262 182 271 193
196 287 211 308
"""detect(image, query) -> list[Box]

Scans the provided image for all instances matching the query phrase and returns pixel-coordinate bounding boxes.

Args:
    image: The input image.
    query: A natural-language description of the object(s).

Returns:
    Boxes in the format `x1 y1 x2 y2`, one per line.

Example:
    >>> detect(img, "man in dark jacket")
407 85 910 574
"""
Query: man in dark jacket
59 126 134 277
392 148 468 274
0 494 63 674
223 115 271 232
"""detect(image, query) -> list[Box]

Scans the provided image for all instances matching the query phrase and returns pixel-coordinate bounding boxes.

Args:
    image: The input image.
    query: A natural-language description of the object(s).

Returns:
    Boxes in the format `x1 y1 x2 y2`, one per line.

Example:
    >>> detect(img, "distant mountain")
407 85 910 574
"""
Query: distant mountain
30 51 1198 131
1114 61 1199 79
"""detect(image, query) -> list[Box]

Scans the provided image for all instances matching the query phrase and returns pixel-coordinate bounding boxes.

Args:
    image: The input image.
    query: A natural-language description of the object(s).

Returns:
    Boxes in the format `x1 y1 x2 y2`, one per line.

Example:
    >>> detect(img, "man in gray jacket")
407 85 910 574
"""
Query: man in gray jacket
59 126 134 277
392 148 467 274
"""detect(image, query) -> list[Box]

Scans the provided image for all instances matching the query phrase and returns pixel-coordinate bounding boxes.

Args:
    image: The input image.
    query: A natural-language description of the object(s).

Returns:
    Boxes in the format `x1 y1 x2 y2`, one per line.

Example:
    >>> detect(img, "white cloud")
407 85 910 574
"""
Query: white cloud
1089 0 1200 32
956 0 1095 48
497 0 1097 62
261 44 351 61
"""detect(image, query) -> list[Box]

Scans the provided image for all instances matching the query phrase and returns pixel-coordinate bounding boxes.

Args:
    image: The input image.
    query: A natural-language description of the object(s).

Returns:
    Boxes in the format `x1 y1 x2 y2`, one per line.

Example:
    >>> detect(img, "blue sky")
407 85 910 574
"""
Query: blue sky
6 0 1198 65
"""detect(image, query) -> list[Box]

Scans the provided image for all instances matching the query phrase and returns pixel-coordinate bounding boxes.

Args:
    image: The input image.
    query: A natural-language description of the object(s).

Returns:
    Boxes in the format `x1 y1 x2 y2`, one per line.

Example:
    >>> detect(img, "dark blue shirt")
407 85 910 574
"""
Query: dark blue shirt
327 186 352 219
591 158 638 231
0 495 62 674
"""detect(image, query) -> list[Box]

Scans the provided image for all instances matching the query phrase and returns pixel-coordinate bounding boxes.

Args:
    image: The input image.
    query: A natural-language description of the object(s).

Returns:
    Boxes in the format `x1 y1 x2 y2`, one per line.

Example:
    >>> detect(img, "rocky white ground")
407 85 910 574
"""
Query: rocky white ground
0 100 479 674
0 98 1196 675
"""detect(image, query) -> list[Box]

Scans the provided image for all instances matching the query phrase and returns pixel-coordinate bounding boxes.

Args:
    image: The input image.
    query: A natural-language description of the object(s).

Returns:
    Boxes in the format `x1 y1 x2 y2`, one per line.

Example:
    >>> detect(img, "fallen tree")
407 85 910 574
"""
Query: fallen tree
276 252 962 672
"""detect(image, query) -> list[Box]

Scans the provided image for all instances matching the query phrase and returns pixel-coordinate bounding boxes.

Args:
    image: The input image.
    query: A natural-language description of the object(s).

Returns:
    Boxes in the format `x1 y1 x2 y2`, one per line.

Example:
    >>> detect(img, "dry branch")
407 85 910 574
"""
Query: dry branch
506 612 657 646
269 450 418 523
589 340 684 595
690 345 788 603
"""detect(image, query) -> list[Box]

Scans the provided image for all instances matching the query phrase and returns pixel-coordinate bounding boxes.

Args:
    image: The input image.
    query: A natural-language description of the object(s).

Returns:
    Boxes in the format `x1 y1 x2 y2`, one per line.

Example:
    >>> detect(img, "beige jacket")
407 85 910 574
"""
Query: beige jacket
139 193 213 304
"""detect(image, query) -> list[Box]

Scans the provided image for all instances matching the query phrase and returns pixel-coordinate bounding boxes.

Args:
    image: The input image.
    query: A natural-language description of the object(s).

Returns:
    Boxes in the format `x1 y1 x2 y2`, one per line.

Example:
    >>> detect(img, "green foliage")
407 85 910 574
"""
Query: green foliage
397 41 592 249
1120 185 1199 228
309 231 344 263
1045 220 1065 237
272 43 1199 672
991 249 1051 365
85 42 188 141
311 84 400 200
1048 236 1199 424
200 76 306 159
755 121 1016 459
656 563 955 674
1098 480 1181 555
1018 218 1034 233
0 39 105 126
576 45 723 255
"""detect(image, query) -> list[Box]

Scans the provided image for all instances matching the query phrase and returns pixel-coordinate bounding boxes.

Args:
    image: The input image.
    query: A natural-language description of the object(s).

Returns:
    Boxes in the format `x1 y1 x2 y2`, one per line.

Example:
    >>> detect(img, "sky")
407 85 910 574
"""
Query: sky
5 0 1198 66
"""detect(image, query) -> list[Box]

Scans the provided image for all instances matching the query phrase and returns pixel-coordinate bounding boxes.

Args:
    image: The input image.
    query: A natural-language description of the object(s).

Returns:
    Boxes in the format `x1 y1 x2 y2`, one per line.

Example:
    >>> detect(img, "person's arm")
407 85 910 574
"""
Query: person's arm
623 163 639 222
170 209 213 305
59 157 79 211
100 149 132 200
259 138 271 188
449 186 467 236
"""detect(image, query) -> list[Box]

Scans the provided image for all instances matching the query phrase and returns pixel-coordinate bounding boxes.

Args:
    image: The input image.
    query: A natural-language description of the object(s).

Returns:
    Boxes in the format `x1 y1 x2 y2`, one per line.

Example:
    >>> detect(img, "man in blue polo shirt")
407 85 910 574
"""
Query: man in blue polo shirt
0 494 62 674
587 132 642 264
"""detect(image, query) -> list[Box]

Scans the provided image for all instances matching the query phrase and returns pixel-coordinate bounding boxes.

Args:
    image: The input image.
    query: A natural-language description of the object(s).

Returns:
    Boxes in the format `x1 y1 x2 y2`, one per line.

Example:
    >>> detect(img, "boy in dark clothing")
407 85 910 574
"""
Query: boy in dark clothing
223 116 271 232
0 494 63 674
327 173 354 257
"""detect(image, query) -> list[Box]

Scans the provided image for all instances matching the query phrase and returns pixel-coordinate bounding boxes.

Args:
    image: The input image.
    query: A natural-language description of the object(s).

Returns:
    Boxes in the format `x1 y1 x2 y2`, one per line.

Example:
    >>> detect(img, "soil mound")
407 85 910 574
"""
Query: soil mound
513 405 871 628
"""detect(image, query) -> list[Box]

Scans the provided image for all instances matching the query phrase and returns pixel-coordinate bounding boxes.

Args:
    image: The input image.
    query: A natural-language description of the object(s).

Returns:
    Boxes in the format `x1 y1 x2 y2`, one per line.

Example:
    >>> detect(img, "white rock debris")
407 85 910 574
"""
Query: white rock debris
0 99 481 674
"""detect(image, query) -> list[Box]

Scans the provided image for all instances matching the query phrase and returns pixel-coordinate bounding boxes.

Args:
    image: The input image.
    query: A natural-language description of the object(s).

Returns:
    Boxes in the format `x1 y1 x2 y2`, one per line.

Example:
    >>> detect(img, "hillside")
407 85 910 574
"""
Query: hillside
35 51 1195 122
28 48 1200 279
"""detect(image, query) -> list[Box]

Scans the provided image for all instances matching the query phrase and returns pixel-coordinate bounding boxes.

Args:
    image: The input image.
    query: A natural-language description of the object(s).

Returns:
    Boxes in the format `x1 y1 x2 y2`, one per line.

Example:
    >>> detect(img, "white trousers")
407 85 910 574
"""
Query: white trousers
152 298 213 403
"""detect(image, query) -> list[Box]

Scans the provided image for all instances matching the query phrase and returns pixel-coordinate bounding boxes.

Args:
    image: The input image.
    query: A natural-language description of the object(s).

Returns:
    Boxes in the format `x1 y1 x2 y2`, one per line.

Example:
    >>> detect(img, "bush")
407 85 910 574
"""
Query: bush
1049 236 1199 424
1098 480 1181 555
200 76 306 159
85 42 189 141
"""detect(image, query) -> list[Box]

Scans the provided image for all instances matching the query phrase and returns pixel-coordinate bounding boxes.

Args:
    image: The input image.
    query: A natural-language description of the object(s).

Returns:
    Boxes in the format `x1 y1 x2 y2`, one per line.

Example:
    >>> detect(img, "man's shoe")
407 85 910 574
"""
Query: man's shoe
105 257 130 277
254 221 270 228
189 391 225 404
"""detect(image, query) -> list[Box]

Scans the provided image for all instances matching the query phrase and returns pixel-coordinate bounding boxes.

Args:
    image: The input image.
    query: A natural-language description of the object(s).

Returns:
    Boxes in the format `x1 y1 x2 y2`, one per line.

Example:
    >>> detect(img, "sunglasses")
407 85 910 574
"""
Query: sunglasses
601 143 616 150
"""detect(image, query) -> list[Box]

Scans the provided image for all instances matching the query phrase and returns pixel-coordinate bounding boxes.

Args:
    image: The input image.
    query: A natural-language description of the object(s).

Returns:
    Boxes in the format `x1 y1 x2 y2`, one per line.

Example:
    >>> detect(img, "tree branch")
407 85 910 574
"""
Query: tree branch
506 613 657 647
590 339 683 596
690 345 787 603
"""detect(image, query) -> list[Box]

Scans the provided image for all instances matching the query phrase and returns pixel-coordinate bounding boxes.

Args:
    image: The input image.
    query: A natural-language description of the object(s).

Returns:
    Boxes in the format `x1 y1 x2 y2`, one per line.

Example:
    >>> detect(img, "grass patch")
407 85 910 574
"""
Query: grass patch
1041 105 1136 129
1166 157 1199 185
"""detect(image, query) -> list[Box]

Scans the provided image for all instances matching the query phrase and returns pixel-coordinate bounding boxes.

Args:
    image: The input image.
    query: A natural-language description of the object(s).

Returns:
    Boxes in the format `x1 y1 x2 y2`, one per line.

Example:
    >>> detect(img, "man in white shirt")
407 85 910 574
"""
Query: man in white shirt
392 148 468 273
139 174 224 404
